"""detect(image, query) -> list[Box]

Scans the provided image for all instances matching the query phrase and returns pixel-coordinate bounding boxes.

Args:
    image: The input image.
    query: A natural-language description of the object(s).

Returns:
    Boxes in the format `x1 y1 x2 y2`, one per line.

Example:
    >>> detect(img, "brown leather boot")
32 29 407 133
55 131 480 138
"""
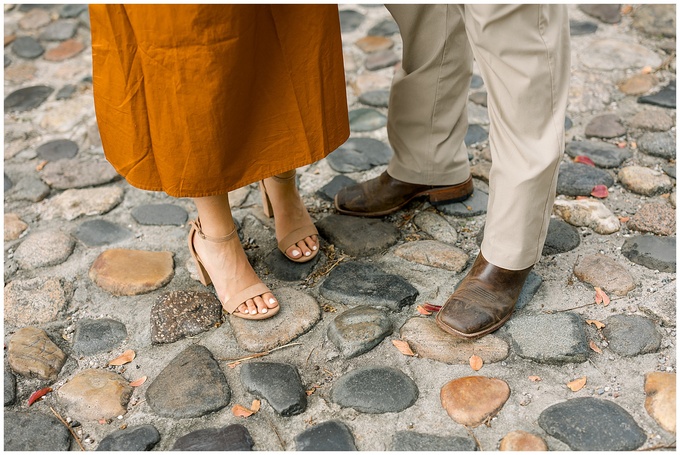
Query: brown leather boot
436 252 533 339
334 171 473 217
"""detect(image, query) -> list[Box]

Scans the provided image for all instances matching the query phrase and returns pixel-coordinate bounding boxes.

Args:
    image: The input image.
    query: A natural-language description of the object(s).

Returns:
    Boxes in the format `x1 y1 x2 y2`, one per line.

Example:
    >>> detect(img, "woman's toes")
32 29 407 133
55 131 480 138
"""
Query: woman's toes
297 241 312 257
263 293 278 309
304 235 318 252
286 246 302 259
253 296 269 314
237 303 249 315
245 298 258 315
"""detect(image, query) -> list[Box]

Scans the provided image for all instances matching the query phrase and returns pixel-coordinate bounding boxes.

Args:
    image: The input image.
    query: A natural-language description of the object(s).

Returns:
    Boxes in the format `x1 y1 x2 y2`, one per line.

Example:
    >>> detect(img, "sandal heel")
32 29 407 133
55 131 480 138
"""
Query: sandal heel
259 181 274 218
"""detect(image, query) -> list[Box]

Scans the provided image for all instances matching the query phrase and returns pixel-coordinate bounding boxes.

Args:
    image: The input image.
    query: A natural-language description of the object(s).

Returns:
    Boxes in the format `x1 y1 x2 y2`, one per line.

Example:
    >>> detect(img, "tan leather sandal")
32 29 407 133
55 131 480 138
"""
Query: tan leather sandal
187 218 279 320
259 171 319 263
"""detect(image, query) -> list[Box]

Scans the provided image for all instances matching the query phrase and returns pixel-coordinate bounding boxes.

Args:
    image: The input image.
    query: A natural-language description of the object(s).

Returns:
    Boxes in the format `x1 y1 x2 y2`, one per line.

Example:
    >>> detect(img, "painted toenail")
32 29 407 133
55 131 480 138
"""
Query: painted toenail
262 308 268 313
305 251 311 256
269 298 277 304
312 246 318 250
292 250 300 256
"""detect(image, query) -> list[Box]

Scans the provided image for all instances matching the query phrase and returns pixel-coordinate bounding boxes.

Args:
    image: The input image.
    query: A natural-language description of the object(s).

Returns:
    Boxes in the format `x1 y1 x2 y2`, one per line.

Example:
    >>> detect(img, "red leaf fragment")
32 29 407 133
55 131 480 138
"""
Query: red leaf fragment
129 376 147 387
416 305 432 316
590 185 609 198
594 287 610 306
422 303 442 313
574 155 596 166
27 387 52 406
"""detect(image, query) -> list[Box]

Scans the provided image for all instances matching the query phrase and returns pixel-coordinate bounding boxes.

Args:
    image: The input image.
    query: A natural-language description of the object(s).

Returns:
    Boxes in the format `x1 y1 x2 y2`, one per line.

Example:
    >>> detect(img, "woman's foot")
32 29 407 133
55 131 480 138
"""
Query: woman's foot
262 170 319 261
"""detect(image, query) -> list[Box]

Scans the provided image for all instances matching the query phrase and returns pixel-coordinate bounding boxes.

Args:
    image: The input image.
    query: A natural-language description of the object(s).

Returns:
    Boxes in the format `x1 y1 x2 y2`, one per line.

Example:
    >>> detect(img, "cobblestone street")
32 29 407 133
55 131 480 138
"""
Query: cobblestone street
4 4 677 451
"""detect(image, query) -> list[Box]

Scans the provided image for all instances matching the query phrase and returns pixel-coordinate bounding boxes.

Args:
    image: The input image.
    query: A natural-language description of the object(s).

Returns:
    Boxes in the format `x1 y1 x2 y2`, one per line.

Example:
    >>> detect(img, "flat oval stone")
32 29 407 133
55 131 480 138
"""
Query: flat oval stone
75 219 132 246
6 175 51 203
570 20 598 36
5 370 16 406
72 318 127 356
294 420 357 451
40 20 77 41
556 163 614 196
36 139 78 160
131 203 188 226
56 84 77 100
4 277 68 327
355 36 393 53
44 39 85 61
413 211 458 244
18 8 52 28
619 166 673 196
644 372 676 434
621 234 675 272
150 290 222 344
538 397 646 450
581 39 662 71
436 188 488 217
349 108 387 132
44 186 125 221
8 327 66 380
391 431 477 451
440 376 510 427
145 344 230 419
14 229 75 269
172 425 253 451
394 240 468 272
40 159 119 189
617 73 658 95
400 317 509 364
585 114 626 138
89 249 174 296
327 306 392 358
542 218 583 252
316 214 400 257
368 19 400 36
11 36 44 59
320 262 418 311
565 140 631 168
240 362 307 416
4 213 28 241
4 85 54 112
96 424 161 451
639 80 676 109
629 111 675 132
637 131 676 158
573 254 635 295
331 366 418 413
365 49 400 71
339 9 364 33
499 430 548 451
553 199 620 235
316 175 357 202
602 314 661 357
4 410 71 451
465 124 488 146
229 287 321 352
505 313 589 364
627 202 675 236
359 89 390 108
58 369 133 421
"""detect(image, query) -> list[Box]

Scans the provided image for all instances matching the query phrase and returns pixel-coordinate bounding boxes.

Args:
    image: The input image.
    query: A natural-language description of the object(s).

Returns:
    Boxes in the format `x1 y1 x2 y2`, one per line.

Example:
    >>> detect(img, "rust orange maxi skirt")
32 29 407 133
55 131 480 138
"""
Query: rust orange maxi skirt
90 5 349 198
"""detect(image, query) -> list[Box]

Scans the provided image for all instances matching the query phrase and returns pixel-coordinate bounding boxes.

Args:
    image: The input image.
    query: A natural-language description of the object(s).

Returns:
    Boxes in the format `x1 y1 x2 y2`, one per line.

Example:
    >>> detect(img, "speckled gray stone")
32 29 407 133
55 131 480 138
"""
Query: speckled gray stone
150 291 222 344
264 248 321 281
621 235 675 272
96 424 160 451
72 318 127 356
603 314 662 356
240 362 307 416
570 20 598 36
639 79 676 109
6 175 51 202
637 131 676 159
4 411 71 451
74 219 132 247
40 159 119 189
131 203 188 226
295 420 357 451
4 85 54 112
172 425 253 451
331 366 418 413
316 214 400 257
36 139 78 161
327 306 392 358
565 140 631 168
556 163 614 196
13 229 75 269
436 189 488 217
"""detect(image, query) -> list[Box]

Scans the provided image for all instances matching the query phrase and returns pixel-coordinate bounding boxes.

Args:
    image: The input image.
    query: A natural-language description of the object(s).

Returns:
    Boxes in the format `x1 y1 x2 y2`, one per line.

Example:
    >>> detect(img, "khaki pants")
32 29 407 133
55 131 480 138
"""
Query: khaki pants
385 4 571 270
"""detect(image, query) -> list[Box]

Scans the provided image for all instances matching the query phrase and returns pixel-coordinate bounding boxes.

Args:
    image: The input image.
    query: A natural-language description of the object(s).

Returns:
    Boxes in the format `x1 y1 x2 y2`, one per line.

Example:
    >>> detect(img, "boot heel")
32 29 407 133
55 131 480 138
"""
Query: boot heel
259 181 274 218
428 177 474 204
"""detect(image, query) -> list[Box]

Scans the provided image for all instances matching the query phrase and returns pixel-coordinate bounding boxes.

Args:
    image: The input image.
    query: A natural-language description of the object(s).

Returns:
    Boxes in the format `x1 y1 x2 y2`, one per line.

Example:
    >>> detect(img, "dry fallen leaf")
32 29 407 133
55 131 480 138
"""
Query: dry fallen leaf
586 319 605 329
250 399 261 413
422 303 442 313
594 287 610 306
469 354 483 371
35 160 48 171
630 141 637 149
589 340 603 354
567 376 587 392
528 376 542 382
416 305 432 316
109 349 136 366
590 185 609 199
574 155 596 166
306 388 316 396
27 387 52 406
618 216 630 223
392 339 415 357
232 404 255 418
129 376 147 387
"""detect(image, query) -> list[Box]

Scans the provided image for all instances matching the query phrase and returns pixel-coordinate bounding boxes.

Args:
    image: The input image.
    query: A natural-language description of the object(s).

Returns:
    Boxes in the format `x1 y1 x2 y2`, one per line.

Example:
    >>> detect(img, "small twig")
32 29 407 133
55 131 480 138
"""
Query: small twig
219 342 303 366
543 302 596 313
50 407 85 451
588 358 605 376
305 347 316 366
265 415 286 450
637 443 676 451
464 426 482 451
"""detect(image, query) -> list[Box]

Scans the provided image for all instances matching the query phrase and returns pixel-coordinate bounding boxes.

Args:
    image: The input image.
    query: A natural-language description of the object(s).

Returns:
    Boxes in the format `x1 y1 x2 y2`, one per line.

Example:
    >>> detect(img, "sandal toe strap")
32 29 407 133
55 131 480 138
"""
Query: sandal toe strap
278 225 319 253
223 283 272 314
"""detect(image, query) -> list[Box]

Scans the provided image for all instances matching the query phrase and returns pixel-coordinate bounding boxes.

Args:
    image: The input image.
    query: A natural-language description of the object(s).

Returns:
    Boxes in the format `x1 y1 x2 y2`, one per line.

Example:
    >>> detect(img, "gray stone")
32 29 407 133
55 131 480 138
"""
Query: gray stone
4 410 71 451
339 10 364 33
6 175 51 202
4 369 16 406
56 84 77 100
14 229 75 269
628 110 674 132
621 235 675 272
470 74 484 89
574 254 636 296
75 219 132 246
667 165 677 179
365 49 400 71
368 19 399 36
331 366 418 413
4 85 54 112
465 124 488 146
240 362 307 416
633 4 676 38
538 398 646 451
543 218 581 255
582 39 661 71
295 420 357 451
391 432 477 451
72 318 127 356
44 186 125 221
61 4 88 18
349 108 387 132
359 89 389 108
317 175 357 201
96 424 161 451
515 272 543 310
556 163 614 196
570 20 598 36
320 262 418 311
327 137 393 173
172 425 254 451
585 114 626 139
637 131 676 159
36 139 78 161
579 4 621 23
145 345 231 419
639 80 676 109
11 36 44 59
506 313 589 364
316 215 400 257
150 290 222 344
264 247 321 281
413 211 458 244
327 306 392 358
565 140 631 168
603 314 662 357
436 189 488 217
41 159 119 189
131 203 188 226
4 173 12 191
40 20 77 41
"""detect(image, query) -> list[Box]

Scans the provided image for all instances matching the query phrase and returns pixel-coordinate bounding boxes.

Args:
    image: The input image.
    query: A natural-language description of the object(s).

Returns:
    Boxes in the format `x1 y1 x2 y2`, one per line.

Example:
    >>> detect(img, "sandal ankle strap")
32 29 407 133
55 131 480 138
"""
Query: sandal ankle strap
190 218 237 243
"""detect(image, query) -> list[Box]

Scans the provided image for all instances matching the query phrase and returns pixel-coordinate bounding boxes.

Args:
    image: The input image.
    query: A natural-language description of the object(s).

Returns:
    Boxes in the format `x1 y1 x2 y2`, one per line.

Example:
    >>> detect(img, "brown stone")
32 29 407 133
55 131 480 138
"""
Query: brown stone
627 110 674 132
4 62 38 83
4 213 28 240
43 186 125 221
499 430 548 451
394 240 469 272
18 8 51 29
400 317 509 364
617 73 658 95
573 254 636 295
585 114 627 139
627 202 676 236
8 327 66 380
619 166 674 197
4 277 69 327
440 376 511 427
89 249 174 296
355 35 394 53
644 372 676 434
471 161 491 184
57 369 133 421
44 39 85 61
